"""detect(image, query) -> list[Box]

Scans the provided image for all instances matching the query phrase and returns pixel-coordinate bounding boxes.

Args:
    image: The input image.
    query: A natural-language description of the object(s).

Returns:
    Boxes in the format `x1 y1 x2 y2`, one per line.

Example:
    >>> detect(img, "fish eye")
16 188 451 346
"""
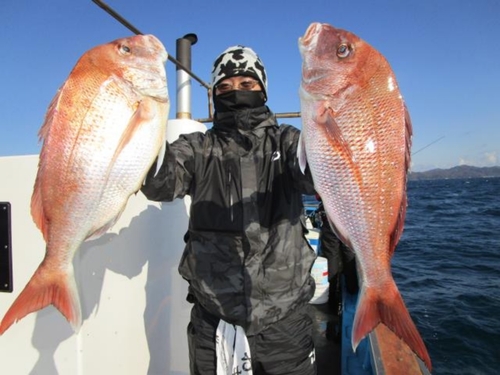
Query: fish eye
337 43 351 58
119 44 131 54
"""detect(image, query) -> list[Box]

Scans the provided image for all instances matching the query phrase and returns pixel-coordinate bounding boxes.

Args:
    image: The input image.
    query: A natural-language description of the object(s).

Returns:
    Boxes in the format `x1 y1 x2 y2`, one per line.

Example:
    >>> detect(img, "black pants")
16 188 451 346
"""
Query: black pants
187 302 317 375
319 221 359 311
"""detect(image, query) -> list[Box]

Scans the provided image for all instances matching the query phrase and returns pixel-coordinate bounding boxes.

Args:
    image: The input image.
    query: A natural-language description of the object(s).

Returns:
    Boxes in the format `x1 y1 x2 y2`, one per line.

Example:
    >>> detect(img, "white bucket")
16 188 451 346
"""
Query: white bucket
309 256 329 304
306 228 320 254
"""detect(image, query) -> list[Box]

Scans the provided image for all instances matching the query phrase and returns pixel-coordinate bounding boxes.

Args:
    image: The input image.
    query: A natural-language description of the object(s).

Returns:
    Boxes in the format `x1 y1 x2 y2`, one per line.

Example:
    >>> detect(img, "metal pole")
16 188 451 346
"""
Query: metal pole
176 34 198 119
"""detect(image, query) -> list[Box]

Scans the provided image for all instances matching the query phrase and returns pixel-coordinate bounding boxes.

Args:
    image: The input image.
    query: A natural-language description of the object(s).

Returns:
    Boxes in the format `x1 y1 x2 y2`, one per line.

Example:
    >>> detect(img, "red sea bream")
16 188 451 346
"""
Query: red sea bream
0 34 169 335
298 22 431 370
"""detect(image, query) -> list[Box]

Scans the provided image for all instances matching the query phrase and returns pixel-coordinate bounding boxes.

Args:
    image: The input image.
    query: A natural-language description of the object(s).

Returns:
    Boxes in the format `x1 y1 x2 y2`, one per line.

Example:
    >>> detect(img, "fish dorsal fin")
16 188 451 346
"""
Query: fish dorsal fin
31 87 66 240
404 104 413 172
388 104 413 255
38 86 64 142
30 181 48 241
389 192 407 256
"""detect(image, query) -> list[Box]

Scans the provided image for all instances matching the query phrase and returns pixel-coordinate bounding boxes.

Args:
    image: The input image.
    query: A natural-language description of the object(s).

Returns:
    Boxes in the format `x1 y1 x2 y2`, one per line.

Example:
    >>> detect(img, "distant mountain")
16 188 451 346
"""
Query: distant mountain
408 165 500 181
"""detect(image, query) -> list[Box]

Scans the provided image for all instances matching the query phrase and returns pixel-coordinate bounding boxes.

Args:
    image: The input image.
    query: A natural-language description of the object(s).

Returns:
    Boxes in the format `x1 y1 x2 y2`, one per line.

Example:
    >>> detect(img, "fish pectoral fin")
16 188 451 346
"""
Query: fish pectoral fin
153 121 168 177
105 97 159 186
86 205 126 241
297 131 308 174
317 105 363 184
112 97 157 162
318 105 352 158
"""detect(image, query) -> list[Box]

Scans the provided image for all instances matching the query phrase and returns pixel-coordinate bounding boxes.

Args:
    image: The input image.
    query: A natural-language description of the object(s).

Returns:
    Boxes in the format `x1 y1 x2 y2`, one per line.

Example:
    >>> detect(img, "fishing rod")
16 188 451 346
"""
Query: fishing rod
91 0 210 90
412 136 445 155
195 112 301 123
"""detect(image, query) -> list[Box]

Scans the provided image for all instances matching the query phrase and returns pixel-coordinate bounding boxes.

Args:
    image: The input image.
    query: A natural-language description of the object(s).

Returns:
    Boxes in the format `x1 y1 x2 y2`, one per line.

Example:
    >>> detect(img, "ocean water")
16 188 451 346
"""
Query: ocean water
305 177 500 375
393 177 500 375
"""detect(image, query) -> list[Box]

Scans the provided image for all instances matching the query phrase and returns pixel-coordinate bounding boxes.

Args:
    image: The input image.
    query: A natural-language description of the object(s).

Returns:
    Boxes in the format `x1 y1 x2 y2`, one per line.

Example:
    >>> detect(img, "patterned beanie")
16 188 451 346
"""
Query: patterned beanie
210 45 268 99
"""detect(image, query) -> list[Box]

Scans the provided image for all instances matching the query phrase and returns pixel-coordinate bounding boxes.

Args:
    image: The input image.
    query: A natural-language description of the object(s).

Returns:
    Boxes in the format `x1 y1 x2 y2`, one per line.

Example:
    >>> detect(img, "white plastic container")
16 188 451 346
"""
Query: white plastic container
309 256 329 304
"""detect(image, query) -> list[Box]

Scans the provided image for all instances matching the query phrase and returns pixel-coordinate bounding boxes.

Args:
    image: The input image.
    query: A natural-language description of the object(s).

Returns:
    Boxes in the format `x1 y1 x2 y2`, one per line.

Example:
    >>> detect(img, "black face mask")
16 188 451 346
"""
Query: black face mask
213 90 266 113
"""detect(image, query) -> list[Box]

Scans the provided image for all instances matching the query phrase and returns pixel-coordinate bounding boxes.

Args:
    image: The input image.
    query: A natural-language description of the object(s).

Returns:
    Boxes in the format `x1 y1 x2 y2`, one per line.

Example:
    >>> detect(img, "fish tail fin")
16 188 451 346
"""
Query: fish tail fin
352 283 432 371
0 263 81 335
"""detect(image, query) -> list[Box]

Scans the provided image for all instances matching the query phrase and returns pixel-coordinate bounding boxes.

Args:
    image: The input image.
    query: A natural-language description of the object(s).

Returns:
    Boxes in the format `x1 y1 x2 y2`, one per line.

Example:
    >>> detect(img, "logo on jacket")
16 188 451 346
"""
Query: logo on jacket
309 348 316 364
271 151 281 161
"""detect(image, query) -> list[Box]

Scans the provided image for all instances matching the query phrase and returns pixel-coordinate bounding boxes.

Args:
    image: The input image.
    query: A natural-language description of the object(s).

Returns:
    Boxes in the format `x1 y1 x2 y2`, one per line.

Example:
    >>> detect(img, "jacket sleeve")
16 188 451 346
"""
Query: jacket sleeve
140 134 195 202
281 125 317 195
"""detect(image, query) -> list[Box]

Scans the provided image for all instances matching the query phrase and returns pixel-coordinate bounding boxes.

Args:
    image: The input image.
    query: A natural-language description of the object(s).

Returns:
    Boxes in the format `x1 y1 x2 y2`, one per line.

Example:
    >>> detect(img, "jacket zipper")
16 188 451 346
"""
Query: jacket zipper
228 167 234 222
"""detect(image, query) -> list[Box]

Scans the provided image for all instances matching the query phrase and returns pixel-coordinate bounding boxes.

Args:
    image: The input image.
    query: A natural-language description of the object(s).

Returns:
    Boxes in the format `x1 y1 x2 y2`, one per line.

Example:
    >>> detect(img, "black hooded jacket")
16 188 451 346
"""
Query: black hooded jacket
141 106 317 334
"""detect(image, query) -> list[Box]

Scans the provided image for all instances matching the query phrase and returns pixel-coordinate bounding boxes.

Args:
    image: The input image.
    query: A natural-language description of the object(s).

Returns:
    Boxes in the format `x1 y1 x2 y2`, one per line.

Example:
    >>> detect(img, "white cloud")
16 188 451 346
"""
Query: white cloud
485 151 498 164
458 151 499 168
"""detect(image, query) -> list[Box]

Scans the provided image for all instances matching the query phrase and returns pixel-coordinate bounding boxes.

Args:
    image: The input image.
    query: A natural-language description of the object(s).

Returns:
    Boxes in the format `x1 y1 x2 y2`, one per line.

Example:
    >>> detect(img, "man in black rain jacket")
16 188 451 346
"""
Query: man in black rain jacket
141 45 317 375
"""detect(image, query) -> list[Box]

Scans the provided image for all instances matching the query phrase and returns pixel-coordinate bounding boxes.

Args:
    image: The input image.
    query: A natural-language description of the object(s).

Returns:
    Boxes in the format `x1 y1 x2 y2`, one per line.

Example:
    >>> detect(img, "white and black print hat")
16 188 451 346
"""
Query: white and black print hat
210 45 268 98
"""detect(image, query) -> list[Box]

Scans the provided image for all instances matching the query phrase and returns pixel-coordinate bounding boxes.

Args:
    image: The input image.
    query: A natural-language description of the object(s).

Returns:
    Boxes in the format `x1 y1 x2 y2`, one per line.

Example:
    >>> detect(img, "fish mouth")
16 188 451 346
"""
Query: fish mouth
142 34 169 63
139 83 169 102
298 22 322 52
301 69 332 86
122 65 169 102
298 23 325 85
298 85 329 101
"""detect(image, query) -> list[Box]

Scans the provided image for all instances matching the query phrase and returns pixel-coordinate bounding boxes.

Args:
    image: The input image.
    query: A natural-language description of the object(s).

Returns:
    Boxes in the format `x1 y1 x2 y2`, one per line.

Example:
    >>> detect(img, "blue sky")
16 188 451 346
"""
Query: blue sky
1 0 499 171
